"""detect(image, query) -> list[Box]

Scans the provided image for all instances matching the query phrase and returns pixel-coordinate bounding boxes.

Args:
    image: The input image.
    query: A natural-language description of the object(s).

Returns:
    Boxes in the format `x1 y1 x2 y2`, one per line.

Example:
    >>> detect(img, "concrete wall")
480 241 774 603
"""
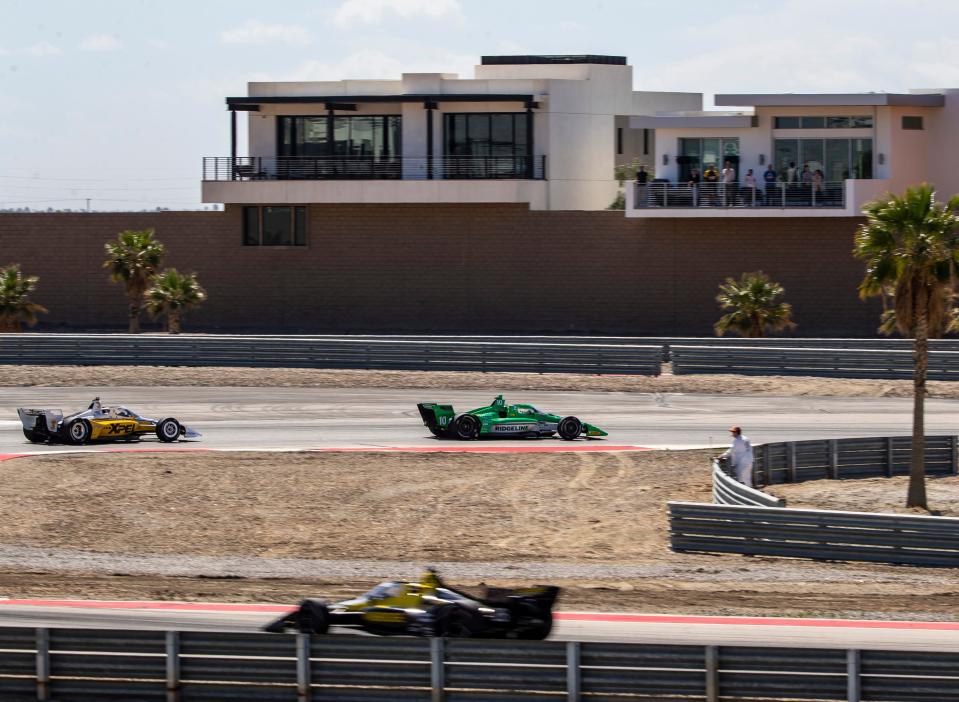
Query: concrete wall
0 208 880 336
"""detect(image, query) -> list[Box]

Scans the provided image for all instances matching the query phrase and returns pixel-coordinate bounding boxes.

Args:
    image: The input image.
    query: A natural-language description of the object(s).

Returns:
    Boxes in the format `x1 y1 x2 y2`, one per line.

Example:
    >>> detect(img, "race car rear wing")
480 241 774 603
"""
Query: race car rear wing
17 408 63 433
417 402 455 429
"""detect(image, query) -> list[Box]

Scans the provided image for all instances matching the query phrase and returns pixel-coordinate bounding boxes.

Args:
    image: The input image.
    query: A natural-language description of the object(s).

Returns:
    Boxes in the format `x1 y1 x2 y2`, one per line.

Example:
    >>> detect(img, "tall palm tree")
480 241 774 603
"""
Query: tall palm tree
853 183 959 509
714 272 795 338
0 264 48 332
145 268 206 334
103 229 165 333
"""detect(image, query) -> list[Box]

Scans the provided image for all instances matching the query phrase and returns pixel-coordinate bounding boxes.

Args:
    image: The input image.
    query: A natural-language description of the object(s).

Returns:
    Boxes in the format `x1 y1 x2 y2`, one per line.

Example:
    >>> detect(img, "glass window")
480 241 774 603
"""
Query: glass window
826 116 852 129
902 115 924 130
442 113 529 177
849 115 873 128
294 207 307 246
774 139 799 179
800 116 825 129
774 116 800 129
278 115 402 159
263 206 292 246
825 139 850 181
799 140 824 177
779 138 873 181
852 139 873 178
242 206 259 246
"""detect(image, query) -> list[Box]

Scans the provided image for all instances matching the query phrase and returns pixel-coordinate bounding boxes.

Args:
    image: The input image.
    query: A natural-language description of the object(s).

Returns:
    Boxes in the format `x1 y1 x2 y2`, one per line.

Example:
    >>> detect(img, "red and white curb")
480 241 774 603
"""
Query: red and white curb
0 599 955 631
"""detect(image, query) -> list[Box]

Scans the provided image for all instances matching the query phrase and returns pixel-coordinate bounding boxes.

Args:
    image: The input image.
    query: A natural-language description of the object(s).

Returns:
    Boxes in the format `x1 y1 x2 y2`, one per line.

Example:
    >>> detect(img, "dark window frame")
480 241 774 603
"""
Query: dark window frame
902 115 924 130
242 205 308 247
774 115 874 129
616 127 623 155
442 112 530 178
276 115 402 158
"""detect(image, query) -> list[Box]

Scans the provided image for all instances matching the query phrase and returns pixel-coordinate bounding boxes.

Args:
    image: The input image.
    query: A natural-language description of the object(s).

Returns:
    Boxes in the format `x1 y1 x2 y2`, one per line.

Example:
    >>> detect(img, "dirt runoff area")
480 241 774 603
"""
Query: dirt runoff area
2 363 959 399
2 449 959 620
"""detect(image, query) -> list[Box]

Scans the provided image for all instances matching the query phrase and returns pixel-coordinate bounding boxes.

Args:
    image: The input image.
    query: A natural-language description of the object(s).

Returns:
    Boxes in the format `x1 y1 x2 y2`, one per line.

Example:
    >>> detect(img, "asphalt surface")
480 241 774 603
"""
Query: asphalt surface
2 386 959 453
0 604 957 651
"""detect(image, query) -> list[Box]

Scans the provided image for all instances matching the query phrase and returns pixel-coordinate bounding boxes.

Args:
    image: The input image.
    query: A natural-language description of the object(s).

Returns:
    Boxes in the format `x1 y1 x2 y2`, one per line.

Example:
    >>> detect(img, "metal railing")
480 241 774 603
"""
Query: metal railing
203 155 547 181
2 626 957 701
0 334 662 375
671 435 959 567
634 181 846 208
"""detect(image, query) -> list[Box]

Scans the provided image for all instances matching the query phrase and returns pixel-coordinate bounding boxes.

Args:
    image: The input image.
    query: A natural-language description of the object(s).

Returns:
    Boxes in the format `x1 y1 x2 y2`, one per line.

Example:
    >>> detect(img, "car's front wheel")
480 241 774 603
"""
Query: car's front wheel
65 419 92 445
156 418 181 443
557 416 583 441
452 414 481 440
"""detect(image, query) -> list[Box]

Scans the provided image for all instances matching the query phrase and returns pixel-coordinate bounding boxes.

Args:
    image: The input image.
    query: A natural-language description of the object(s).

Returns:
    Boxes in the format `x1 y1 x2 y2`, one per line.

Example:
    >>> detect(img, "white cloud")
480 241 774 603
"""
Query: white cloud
25 42 62 56
148 39 171 50
249 48 474 82
220 20 310 46
332 0 462 26
79 34 123 52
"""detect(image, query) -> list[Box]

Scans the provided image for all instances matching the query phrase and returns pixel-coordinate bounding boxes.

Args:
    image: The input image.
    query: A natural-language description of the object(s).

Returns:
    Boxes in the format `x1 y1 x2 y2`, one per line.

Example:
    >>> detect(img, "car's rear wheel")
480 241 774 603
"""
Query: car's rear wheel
452 414 481 440
435 606 478 637
296 599 331 635
65 419 91 445
22 429 45 443
156 418 181 443
557 416 583 441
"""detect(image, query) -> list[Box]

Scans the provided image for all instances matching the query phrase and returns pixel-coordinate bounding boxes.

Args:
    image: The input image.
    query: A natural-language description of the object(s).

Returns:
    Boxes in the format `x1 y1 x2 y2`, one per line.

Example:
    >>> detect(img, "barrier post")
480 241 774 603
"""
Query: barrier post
705 645 719 702
566 641 581 702
36 628 50 702
430 637 445 702
166 631 180 702
787 442 797 482
886 437 895 477
296 633 311 702
847 649 861 702
952 435 958 475
829 439 839 479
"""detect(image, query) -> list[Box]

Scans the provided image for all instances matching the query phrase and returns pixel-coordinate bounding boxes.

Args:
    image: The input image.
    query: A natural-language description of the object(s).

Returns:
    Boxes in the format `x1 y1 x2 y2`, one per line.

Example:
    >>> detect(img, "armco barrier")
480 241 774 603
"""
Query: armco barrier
671 344 959 380
0 334 663 376
1 626 958 702
674 436 959 567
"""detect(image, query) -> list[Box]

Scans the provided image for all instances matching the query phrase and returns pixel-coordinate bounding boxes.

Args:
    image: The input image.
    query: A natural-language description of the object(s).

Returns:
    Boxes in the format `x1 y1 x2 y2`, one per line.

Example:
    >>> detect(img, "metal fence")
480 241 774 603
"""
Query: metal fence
0 335 663 376
2 626 958 702
671 344 959 380
674 436 959 567
634 181 846 209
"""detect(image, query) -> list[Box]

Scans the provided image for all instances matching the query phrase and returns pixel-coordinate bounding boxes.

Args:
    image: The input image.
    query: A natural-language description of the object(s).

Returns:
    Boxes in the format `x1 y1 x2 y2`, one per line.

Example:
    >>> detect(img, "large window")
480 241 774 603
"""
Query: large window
678 137 740 181
773 138 872 180
444 113 529 178
773 115 873 129
243 206 307 247
277 116 402 158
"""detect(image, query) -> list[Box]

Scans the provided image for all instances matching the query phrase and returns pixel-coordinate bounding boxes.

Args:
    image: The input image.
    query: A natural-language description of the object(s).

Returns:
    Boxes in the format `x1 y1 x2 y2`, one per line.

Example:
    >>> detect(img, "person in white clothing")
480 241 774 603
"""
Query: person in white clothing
720 425 754 486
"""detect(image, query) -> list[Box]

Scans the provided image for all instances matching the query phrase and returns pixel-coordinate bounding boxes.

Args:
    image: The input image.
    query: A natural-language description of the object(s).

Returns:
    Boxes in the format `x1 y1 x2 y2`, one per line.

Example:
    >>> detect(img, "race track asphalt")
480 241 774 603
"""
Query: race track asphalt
2 386 958 453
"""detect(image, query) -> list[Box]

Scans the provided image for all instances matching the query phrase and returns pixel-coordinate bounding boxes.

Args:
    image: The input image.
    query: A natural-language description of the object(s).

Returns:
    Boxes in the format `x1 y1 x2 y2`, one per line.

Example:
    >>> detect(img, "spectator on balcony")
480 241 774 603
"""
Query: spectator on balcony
801 164 813 184
786 161 797 183
763 162 778 204
703 164 719 205
743 168 762 206
721 161 737 206
720 426 754 486
812 169 825 204
634 165 649 207
687 167 701 205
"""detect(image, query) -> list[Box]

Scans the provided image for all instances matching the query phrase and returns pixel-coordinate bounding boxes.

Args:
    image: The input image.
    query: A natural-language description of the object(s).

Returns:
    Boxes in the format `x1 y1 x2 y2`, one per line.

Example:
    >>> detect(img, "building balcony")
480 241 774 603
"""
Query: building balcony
625 179 890 217
201 155 548 207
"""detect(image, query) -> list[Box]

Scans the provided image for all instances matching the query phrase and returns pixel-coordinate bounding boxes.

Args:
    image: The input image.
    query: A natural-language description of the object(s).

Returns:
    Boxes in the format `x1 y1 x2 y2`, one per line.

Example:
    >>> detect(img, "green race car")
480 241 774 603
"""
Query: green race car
417 394 608 441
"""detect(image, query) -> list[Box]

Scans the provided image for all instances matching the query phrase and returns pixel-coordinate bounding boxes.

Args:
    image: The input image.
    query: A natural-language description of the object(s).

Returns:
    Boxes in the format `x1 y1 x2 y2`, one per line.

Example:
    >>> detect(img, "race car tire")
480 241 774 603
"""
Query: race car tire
427 422 448 438
452 414 481 441
557 416 583 441
296 599 331 635
22 429 45 444
65 419 91 445
156 418 181 443
434 605 478 637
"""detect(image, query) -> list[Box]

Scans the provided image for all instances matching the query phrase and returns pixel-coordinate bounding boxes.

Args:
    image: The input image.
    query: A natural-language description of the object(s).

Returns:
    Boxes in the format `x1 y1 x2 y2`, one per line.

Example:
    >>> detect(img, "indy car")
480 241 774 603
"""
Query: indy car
17 397 200 445
417 394 608 440
264 569 559 639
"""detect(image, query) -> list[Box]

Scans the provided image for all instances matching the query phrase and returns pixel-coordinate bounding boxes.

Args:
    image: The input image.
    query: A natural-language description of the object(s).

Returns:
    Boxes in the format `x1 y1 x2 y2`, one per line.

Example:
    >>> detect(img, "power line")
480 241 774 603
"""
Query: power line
0 174 197 182
0 184 198 191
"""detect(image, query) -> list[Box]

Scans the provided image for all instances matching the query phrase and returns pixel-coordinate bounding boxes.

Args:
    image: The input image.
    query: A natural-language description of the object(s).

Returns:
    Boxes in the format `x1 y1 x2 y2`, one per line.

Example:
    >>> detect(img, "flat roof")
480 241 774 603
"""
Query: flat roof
481 55 626 65
228 94 537 109
715 93 944 107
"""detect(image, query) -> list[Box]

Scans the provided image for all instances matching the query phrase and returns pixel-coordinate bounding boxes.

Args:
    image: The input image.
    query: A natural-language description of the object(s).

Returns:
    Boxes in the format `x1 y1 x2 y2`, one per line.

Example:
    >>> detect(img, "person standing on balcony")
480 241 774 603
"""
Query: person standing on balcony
812 169 825 204
722 161 737 206
720 426 754 486
634 165 649 207
763 162 778 204
687 167 701 206
743 168 762 206
786 161 797 183
703 164 719 205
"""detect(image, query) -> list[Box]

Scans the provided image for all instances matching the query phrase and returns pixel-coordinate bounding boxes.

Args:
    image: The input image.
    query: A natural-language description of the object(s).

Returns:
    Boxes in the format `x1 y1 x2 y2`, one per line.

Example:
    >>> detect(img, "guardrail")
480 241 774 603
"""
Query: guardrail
634 180 846 209
673 436 959 567
671 344 959 380
0 335 663 375
2 626 957 701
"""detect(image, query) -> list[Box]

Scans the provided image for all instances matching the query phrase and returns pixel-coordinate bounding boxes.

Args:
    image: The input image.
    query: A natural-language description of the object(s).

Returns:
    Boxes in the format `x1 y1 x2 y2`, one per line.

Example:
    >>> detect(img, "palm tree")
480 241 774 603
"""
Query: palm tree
714 272 796 338
854 183 959 509
0 264 48 332
145 268 206 334
103 229 165 333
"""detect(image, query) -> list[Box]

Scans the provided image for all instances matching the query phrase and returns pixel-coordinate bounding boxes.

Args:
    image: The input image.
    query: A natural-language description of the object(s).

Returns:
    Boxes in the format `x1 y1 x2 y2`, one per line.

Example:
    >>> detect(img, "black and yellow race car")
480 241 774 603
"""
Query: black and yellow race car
17 397 200 445
264 569 559 639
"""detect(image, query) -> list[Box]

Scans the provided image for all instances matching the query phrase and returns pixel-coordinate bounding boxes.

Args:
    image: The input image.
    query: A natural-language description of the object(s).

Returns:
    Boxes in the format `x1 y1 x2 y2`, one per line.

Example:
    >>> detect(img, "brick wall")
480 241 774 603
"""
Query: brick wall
0 206 880 335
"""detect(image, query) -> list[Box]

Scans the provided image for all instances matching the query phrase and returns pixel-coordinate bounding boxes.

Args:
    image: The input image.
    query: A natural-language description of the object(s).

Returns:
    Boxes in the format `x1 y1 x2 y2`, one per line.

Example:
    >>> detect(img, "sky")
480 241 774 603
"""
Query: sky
2 0 959 210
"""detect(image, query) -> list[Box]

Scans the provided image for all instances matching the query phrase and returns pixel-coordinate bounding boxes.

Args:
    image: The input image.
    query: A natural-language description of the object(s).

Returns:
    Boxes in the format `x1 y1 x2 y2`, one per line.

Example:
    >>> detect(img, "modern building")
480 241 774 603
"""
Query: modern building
627 90 959 217
201 55 701 219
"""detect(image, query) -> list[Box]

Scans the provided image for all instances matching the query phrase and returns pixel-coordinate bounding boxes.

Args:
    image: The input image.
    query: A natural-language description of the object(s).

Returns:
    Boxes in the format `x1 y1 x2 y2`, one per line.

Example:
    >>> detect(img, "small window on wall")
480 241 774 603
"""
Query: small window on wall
902 116 924 130
242 206 307 246
616 127 623 155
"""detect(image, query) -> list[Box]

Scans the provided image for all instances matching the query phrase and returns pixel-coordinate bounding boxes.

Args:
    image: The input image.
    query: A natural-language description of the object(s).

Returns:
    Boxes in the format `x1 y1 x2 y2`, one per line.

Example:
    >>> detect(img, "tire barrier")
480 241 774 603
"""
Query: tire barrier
671 436 959 567
0 626 956 702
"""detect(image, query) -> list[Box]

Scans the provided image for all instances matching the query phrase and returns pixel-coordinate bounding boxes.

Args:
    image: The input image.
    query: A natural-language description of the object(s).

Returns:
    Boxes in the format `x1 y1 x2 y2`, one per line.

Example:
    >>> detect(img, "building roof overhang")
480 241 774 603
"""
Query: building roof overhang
629 113 755 129
227 94 539 110
715 93 945 107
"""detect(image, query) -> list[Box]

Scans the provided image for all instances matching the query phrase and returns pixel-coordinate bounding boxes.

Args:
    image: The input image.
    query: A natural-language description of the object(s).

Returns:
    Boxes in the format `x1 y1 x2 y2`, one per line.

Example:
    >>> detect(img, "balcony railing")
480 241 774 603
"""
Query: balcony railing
203 156 546 182
633 181 846 209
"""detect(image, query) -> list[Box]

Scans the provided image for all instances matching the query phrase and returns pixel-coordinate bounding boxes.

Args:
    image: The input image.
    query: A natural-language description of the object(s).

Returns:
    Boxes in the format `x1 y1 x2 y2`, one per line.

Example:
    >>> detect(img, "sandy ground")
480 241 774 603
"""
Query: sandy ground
0 364 956 399
1 450 958 619
768 475 959 517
